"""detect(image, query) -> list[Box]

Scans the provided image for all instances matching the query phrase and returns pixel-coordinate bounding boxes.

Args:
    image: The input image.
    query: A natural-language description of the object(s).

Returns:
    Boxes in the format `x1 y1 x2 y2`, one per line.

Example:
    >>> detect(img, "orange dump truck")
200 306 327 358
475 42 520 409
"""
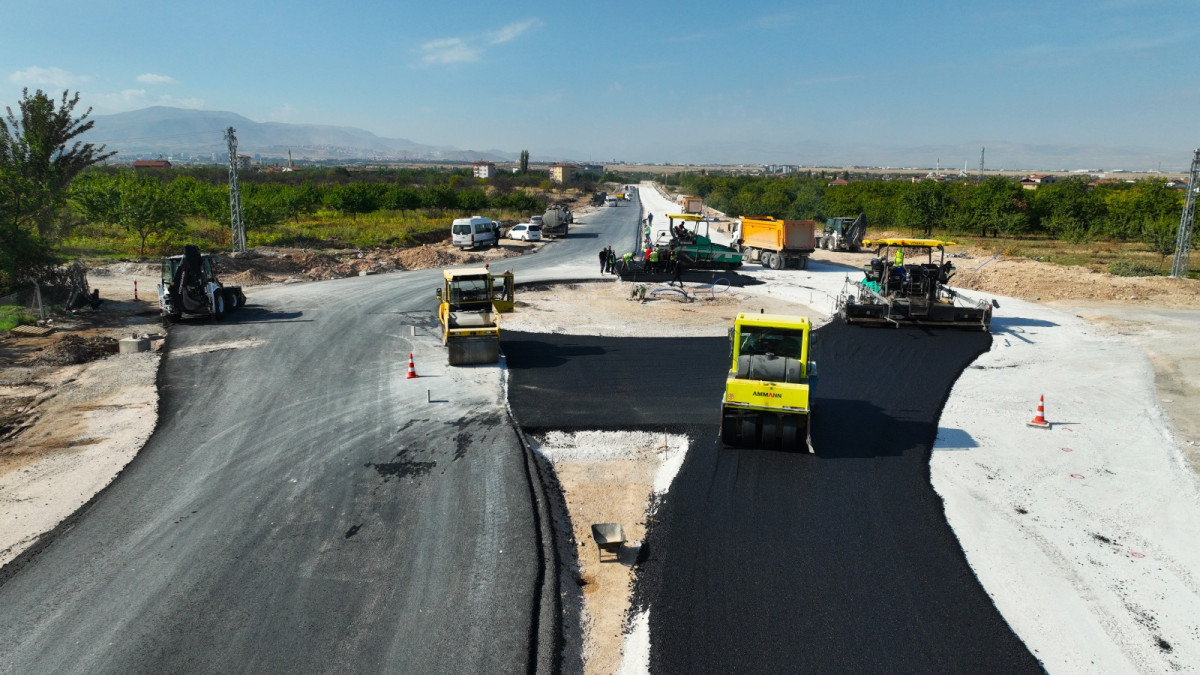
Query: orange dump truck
733 216 817 270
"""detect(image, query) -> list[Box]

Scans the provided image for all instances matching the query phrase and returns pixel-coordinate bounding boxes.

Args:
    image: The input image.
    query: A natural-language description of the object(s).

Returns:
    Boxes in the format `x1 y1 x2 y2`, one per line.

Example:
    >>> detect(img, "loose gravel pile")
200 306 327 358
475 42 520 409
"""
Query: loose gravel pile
32 335 119 366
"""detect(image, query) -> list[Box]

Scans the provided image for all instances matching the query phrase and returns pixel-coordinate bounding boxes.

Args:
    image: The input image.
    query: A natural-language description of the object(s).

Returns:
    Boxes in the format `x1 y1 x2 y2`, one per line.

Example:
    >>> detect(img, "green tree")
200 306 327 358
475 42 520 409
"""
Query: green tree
74 172 184 258
964 176 1028 237
1028 178 1103 240
456 187 488 211
898 180 947 236
1143 214 1180 267
0 89 114 291
324 182 381 220
382 185 422 211
519 149 529 174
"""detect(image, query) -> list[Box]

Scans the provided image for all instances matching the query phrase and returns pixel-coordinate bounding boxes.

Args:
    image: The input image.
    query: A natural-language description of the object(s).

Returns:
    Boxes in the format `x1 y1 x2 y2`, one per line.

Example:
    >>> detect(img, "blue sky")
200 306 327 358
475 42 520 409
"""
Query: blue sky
3 1 1198 169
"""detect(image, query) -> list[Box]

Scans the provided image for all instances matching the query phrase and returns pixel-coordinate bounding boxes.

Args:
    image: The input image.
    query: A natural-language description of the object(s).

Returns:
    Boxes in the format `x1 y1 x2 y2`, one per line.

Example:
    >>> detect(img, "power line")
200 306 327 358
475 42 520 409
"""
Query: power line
225 127 246 253
1171 148 1199 279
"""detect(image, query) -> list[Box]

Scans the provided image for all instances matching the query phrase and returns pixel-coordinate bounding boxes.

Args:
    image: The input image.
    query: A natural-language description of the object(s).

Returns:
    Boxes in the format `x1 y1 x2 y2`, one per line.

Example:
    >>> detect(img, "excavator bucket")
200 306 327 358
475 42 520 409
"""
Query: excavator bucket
447 337 500 366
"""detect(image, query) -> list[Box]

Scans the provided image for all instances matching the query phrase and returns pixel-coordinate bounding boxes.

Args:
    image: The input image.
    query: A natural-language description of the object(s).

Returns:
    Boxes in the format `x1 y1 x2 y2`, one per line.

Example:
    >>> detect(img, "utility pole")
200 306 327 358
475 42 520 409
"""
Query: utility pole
225 127 247 253
1171 148 1200 279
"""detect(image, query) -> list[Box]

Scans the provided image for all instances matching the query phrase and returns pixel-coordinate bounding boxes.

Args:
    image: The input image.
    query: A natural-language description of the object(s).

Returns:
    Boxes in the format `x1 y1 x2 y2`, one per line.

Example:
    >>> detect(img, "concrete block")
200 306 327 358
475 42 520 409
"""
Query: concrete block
119 336 150 354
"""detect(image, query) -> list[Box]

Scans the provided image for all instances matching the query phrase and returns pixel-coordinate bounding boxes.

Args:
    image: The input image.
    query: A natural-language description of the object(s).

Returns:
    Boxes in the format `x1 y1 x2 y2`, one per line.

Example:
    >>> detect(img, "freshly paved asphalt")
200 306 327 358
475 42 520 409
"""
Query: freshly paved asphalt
0 200 640 672
505 321 1042 673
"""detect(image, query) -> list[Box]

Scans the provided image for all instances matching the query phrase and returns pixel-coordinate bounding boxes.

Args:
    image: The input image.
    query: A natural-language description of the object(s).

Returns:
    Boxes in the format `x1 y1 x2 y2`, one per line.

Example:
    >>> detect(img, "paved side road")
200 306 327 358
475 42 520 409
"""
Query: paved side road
505 323 1041 673
0 280 544 673
0 191 644 673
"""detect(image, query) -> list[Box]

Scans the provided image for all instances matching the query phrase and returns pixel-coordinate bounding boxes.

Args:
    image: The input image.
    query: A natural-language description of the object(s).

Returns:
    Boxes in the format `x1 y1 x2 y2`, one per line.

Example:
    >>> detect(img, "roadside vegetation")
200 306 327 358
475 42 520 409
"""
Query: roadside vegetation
0 305 36 332
2 87 1196 297
665 172 1195 276
62 166 598 259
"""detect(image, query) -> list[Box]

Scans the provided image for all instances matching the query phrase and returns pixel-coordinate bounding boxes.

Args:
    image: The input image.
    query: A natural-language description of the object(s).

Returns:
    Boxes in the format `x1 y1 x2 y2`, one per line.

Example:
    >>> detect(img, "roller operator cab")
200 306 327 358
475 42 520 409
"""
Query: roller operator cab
435 268 515 366
721 313 816 452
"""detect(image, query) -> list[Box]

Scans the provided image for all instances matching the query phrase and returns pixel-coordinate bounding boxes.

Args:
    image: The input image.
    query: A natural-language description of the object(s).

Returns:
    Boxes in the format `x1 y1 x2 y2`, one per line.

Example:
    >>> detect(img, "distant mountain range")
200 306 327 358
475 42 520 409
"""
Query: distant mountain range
89 107 518 163
87 106 1184 173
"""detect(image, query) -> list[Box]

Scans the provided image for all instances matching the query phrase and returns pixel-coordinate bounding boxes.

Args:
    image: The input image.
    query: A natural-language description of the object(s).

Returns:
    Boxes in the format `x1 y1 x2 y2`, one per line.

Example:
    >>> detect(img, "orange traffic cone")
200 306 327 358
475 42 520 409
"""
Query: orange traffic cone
405 352 419 379
1027 395 1050 428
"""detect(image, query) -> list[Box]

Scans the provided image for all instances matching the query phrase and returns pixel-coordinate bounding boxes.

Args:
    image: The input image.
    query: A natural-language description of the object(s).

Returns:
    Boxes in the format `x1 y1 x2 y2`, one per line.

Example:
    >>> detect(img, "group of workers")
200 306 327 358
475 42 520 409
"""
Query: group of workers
594 210 693 284
598 244 686 284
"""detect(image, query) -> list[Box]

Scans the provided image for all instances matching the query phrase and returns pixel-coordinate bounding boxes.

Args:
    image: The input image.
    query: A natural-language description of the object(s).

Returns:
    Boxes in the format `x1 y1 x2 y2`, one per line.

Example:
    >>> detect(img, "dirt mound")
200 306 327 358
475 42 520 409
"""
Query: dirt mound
33 335 119 366
950 257 1200 307
226 268 272 285
392 245 468 270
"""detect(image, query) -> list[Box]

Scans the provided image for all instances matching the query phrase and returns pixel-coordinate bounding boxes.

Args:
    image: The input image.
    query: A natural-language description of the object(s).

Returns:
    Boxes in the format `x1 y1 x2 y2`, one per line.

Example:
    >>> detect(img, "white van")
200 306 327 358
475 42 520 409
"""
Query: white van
451 216 498 249
605 196 619 207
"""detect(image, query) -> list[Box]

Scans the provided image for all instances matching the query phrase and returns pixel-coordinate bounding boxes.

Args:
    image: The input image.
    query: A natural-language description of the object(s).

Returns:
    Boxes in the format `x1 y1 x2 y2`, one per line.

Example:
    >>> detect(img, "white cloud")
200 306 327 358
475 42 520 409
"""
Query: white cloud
418 18 542 66
419 37 482 64
136 73 177 85
487 18 543 45
9 66 91 87
89 89 204 112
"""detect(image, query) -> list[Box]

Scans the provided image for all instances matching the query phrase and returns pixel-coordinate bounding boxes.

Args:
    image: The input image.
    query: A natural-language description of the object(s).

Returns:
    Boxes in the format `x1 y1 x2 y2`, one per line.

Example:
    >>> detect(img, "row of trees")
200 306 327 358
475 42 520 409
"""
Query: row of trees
68 170 551 256
672 172 1188 257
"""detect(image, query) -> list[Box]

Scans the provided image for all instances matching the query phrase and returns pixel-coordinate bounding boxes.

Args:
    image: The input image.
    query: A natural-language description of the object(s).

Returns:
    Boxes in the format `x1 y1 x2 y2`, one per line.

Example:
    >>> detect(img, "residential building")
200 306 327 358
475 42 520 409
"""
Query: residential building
1020 174 1057 190
472 161 497 179
549 163 579 184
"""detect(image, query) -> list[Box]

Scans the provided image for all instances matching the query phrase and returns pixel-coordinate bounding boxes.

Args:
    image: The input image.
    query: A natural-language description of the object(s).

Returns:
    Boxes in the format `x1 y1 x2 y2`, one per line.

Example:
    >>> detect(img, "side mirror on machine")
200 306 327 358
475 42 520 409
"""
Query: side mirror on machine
807 361 819 378
991 299 1000 308
435 288 442 299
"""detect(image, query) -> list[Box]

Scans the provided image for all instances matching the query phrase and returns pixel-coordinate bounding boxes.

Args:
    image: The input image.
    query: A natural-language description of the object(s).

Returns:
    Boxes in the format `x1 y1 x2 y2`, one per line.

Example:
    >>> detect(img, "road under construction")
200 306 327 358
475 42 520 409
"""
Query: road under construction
503 322 1039 672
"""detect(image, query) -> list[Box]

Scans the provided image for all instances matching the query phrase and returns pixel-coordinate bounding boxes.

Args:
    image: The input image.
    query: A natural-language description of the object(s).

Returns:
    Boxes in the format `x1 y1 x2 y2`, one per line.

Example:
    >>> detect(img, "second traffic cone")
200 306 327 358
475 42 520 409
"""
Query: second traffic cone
406 352 419 379
1027 395 1050 428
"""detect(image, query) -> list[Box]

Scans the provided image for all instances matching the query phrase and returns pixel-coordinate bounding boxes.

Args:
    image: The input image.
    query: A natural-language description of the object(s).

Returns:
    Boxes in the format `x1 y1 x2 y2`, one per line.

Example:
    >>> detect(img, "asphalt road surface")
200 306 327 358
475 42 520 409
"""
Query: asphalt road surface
0 200 640 673
505 322 1042 673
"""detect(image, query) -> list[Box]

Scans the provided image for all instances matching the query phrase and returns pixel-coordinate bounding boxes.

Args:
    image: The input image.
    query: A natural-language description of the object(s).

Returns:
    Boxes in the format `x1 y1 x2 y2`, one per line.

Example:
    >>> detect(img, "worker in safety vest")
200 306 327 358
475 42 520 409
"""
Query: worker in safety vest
893 246 907 287
649 248 659 272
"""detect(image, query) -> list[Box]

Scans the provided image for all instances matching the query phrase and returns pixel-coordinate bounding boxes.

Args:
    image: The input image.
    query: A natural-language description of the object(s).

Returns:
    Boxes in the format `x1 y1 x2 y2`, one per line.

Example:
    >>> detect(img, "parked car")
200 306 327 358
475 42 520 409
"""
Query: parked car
507 223 542 242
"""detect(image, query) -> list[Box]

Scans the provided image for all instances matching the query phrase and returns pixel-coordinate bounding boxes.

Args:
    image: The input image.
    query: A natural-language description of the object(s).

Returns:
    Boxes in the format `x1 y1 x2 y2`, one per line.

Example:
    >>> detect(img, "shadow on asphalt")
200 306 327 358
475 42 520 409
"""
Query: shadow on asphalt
810 397 927 458
991 316 1059 330
219 307 307 324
